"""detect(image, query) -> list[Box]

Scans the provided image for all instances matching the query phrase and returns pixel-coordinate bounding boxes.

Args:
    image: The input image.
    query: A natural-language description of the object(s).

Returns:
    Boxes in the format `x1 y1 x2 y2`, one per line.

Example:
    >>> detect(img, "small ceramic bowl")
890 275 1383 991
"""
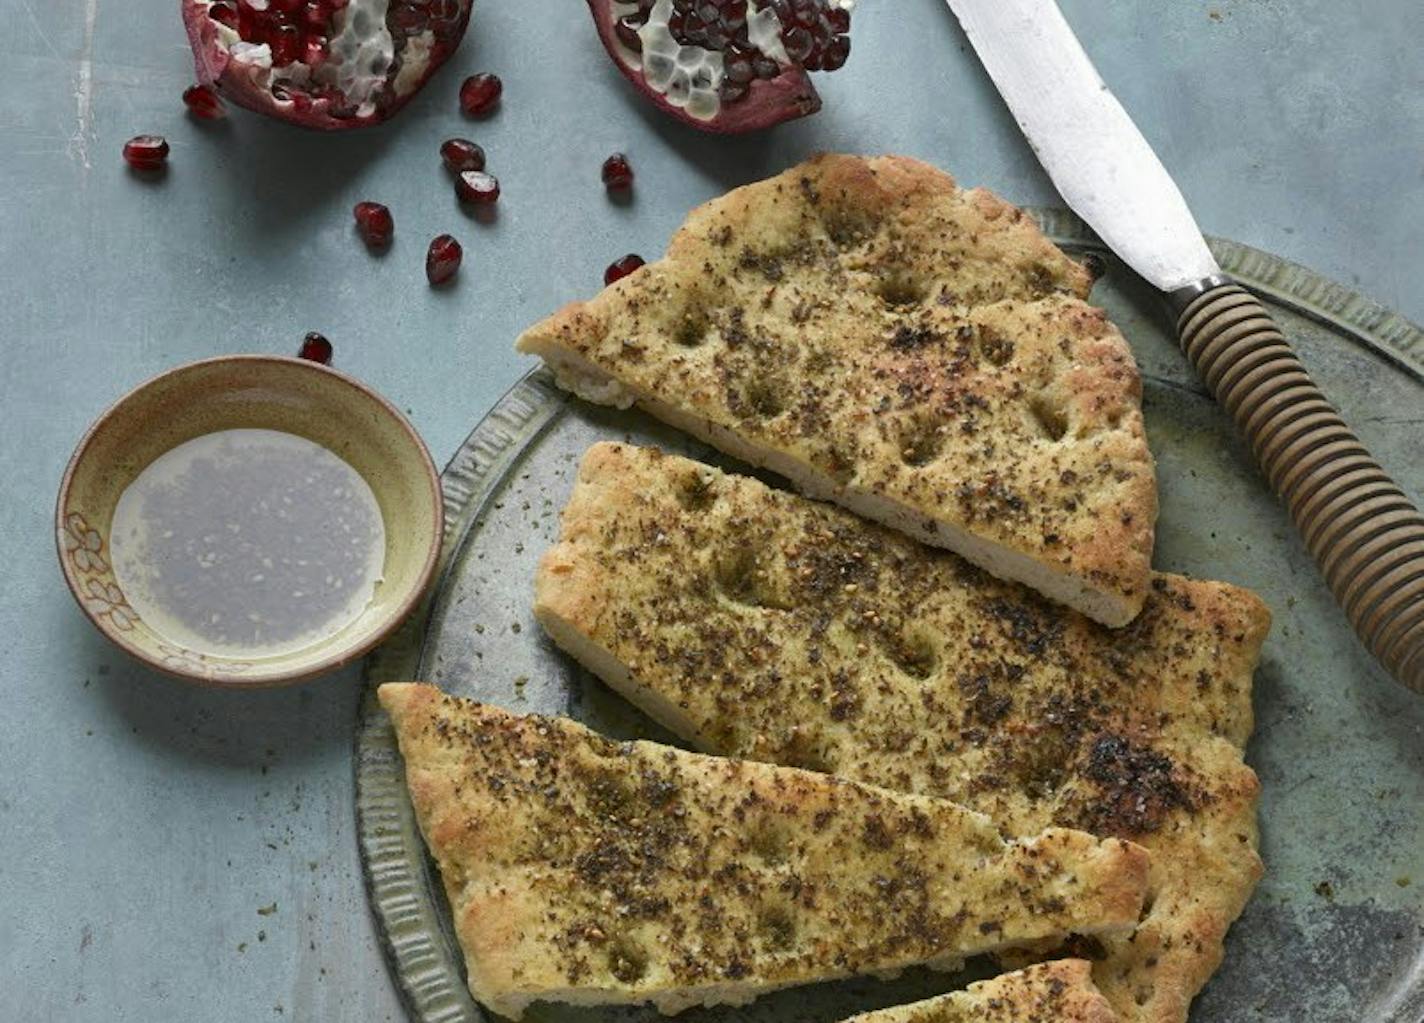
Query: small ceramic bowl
57 355 444 687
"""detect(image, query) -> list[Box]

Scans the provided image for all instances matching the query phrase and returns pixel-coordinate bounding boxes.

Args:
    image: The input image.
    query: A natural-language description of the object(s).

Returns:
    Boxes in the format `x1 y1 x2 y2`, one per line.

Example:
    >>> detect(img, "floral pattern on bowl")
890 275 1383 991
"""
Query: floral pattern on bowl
58 512 140 632
61 513 109 575
156 643 251 677
57 512 246 672
81 577 137 632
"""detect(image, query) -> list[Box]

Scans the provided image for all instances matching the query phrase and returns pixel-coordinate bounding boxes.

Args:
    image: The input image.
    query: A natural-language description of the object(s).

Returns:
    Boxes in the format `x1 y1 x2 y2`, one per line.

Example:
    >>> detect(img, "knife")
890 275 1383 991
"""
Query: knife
943 0 1424 692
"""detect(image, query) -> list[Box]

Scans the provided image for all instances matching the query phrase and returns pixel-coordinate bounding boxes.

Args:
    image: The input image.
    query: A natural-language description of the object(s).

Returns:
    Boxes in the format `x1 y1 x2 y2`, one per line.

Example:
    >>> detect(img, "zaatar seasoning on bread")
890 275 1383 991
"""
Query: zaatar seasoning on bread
535 442 1270 1023
517 154 1157 626
379 683 1151 1019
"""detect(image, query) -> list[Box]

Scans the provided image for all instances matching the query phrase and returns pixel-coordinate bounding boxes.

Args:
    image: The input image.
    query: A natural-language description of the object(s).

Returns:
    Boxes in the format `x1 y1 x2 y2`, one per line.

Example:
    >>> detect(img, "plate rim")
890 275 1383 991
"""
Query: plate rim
353 211 1424 1023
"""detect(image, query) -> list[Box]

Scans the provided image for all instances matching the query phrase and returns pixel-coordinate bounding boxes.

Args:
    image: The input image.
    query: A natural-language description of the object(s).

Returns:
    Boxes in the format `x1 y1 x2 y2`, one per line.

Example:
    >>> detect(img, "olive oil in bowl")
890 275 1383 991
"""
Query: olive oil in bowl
110 429 386 661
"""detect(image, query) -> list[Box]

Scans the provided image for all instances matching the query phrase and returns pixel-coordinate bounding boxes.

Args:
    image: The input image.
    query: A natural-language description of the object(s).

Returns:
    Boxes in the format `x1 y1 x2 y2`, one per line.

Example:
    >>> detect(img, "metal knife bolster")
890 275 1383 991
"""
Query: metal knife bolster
1166 275 1234 316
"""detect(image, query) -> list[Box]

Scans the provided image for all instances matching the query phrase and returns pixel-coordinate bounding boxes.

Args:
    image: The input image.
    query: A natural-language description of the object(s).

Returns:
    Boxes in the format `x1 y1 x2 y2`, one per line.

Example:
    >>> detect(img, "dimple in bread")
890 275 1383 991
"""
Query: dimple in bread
533 443 1270 1023
378 683 1151 1019
516 153 1157 626
838 960 1118 1023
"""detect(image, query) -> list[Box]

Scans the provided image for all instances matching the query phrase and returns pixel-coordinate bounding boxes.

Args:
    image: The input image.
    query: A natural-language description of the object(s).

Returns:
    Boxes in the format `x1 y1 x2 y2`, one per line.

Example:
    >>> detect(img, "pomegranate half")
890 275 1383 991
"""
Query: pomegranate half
182 0 474 131
587 0 853 133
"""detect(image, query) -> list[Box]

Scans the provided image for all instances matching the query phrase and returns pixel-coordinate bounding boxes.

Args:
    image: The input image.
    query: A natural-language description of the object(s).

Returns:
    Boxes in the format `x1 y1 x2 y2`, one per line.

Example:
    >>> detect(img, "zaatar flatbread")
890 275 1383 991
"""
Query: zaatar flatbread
517 154 1156 626
379 683 1150 1019
534 443 1269 1023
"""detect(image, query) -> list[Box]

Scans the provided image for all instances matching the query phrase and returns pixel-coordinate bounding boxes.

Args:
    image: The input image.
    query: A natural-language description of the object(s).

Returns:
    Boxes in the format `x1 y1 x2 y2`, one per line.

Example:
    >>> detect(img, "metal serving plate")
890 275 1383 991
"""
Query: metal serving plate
356 215 1424 1023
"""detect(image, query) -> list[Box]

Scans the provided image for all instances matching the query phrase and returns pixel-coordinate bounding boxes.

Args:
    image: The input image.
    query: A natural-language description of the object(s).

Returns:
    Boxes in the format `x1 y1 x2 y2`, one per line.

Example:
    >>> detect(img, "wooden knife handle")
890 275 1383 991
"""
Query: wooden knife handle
1174 279 1424 693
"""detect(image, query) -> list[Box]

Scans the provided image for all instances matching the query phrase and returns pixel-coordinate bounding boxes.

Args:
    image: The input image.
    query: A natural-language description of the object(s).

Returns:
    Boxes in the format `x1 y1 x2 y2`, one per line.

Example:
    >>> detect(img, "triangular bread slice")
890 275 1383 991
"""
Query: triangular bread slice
516 153 1157 626
839 960 1117 1023
533 443 1270 1023
379 683 1150 1019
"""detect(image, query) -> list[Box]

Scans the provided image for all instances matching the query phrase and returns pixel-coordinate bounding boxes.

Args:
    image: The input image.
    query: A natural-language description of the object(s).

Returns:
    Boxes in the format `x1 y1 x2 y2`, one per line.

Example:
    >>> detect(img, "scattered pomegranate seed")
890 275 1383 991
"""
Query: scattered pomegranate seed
440 138 486 173
353 201 394 248
459 73 502 116
298 332 333 364
426 234 463 286
604 254 646 286
455 170 500 205
601 152 635 190
122 135 170 171
182 84 226 120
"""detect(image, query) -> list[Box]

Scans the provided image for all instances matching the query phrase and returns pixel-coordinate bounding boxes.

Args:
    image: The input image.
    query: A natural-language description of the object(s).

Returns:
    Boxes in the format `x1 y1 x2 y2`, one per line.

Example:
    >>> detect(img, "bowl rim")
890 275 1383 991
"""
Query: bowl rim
55 353 445 689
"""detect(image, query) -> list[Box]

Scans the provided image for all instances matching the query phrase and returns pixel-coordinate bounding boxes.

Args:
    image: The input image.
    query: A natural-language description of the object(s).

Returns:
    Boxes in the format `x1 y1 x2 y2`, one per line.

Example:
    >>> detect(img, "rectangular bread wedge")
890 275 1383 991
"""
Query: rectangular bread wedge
533 443 1271 1023
839 960 1117 1023
516 153 1157 626
379 683 1150 1020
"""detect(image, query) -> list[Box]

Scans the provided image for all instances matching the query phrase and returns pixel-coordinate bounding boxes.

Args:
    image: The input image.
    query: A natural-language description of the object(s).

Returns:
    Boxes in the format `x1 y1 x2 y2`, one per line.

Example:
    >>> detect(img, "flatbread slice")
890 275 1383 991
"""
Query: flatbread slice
839 960 1117 1023
516 153 1156 626
533 443 1270 1023
379 683 1150 1019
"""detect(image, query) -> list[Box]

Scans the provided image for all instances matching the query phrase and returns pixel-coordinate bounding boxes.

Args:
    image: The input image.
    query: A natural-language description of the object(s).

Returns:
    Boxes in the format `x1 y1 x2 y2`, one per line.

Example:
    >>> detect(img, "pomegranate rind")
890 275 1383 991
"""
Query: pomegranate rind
585 0 821 134
180 0 475 132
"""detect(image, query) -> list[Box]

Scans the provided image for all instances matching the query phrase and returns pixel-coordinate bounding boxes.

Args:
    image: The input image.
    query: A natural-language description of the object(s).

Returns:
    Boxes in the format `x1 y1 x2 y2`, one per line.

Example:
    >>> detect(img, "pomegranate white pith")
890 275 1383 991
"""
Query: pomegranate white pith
182 0 473 131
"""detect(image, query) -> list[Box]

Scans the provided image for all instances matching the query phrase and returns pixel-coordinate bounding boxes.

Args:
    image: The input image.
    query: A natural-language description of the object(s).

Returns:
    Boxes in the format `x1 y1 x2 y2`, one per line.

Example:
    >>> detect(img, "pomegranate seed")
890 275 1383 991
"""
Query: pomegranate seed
459 73 502 116
302 2 327 30
430 0 464 40
601 153 635 190
820 35 849 72
237 2 269 43
783 26 813 62
389 7 429 33
304 35 329 67
182 84 226 120
208 1 239 29
719 80 749 103
298 332 333 364
604 254 646 286
440 138 486 173
724 49 755 84
455 170 500 205
122 135 169 171
353 201 394 247
272 0 303 14
270 24 301 66
426 235 463 286
615 16 643 51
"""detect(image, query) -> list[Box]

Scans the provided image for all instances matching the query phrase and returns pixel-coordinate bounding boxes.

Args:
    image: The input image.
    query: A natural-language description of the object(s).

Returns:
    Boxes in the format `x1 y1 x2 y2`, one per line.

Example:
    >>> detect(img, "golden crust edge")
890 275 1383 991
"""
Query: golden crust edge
839 959 1119 1023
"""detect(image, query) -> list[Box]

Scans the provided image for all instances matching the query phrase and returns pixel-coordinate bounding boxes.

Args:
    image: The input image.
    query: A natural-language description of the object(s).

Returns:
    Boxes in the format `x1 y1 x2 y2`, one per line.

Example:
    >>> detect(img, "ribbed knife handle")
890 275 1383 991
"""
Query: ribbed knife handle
1175 280 1424 693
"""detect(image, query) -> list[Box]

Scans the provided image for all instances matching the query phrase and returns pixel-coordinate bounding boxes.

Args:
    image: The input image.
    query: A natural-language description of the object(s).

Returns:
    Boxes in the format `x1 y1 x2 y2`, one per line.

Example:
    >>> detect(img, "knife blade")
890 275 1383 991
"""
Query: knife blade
947 0 1217 291
944 0 1424 692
